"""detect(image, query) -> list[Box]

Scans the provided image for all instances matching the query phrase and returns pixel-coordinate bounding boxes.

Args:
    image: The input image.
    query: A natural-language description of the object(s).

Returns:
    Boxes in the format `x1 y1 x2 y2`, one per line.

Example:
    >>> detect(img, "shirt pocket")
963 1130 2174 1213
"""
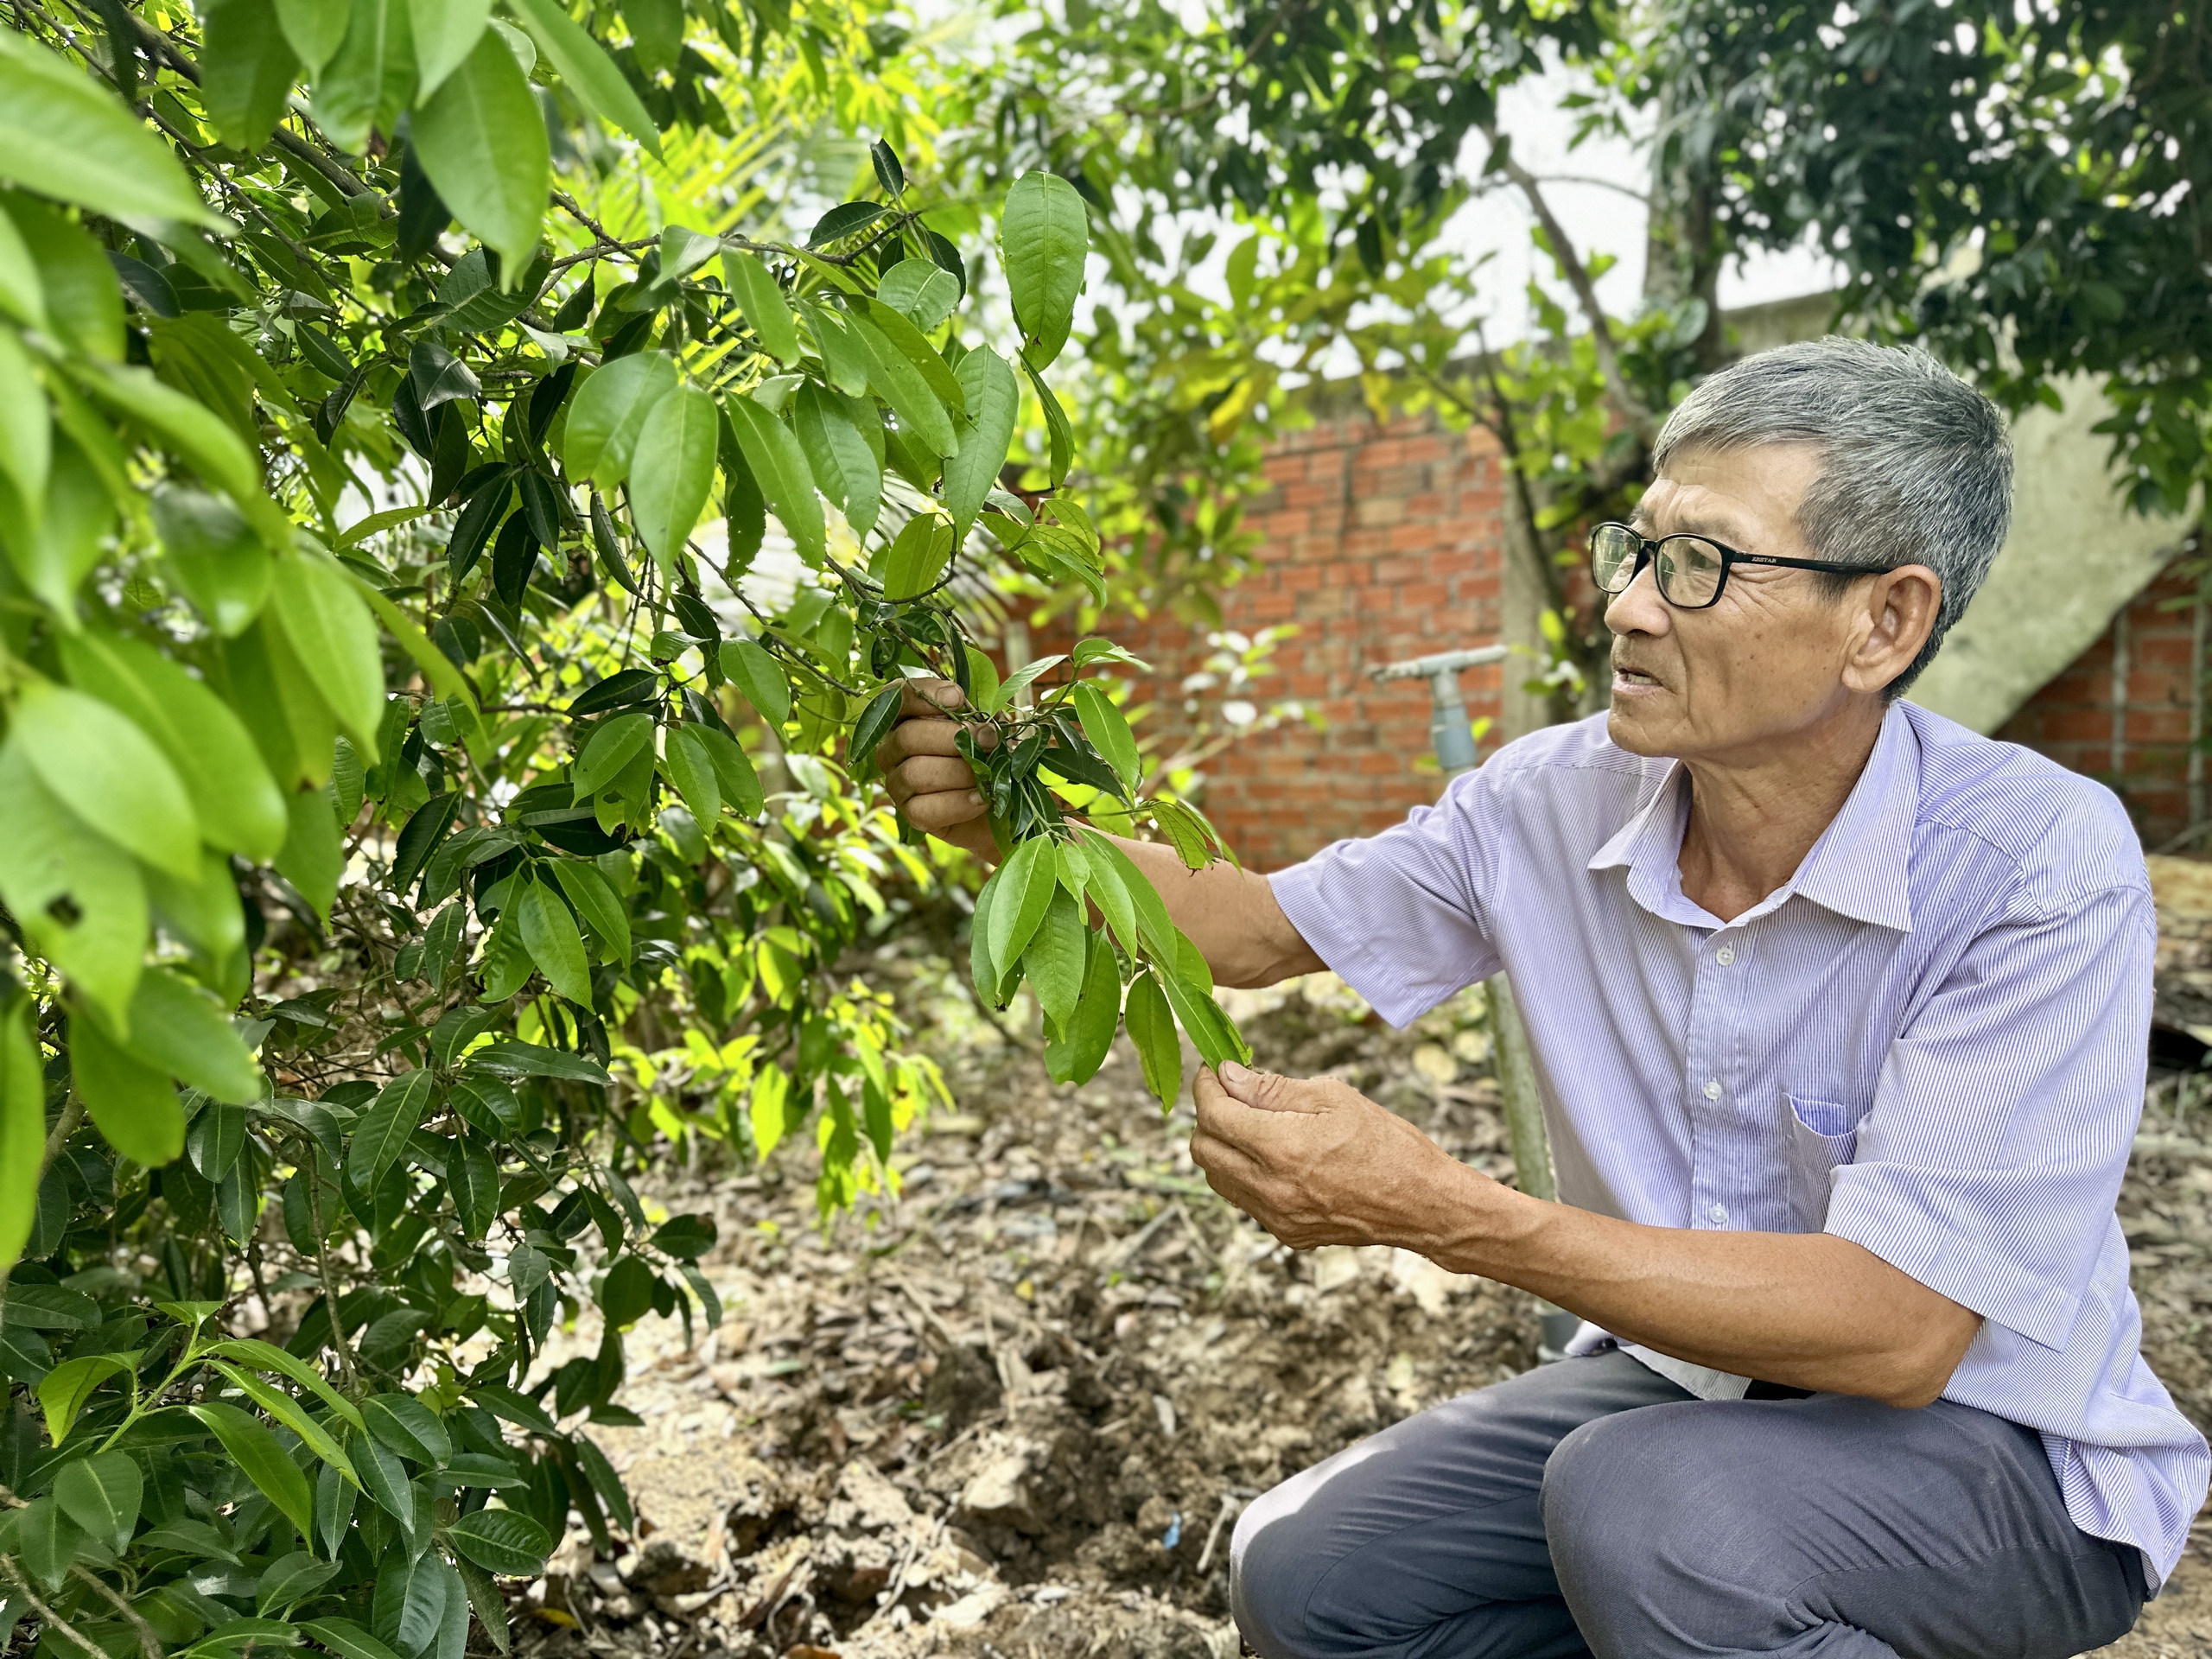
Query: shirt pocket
1782 1093 1863 1231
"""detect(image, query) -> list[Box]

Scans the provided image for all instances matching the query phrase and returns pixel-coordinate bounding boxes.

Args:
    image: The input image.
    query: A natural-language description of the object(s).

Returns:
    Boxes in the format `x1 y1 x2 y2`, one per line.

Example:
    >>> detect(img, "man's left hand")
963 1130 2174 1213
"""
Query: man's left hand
1190 1061 1497 1252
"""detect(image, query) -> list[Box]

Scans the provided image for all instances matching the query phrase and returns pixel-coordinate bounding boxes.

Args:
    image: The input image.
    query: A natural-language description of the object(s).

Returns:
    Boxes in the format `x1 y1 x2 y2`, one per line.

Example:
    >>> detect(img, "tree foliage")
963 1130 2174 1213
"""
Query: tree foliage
0 3 1249 1652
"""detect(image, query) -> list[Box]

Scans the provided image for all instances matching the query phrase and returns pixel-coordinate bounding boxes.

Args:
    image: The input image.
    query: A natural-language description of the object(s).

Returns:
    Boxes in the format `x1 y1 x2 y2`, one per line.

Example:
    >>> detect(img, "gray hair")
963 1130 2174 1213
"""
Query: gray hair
1651 337 2012 694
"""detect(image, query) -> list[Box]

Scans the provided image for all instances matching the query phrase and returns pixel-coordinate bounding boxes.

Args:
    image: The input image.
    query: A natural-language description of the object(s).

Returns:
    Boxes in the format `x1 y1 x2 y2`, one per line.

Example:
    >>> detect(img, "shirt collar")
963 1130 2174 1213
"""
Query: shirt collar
1586 702 1919 934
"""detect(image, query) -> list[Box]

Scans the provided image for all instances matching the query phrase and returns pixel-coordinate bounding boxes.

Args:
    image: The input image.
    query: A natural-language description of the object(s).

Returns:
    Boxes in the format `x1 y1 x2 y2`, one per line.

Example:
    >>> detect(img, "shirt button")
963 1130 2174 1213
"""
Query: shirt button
1708 1203 1729 1224
1715 946 1735 965
1702 1079 1723 1101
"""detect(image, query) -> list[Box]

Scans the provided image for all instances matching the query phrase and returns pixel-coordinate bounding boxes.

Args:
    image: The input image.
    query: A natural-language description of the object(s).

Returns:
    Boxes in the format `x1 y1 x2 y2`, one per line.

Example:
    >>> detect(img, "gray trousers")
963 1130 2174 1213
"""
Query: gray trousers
1230 1350 2145 1659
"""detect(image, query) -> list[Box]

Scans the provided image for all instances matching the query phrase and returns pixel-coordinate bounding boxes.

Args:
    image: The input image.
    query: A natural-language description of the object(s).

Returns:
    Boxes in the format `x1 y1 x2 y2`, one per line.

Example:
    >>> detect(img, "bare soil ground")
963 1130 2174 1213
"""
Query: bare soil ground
507 938 2212 1659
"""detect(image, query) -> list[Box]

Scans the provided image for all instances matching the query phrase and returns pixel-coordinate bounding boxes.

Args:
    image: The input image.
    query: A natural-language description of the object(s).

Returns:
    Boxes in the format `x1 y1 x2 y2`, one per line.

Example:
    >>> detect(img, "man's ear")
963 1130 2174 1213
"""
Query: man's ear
1843 564 1941 693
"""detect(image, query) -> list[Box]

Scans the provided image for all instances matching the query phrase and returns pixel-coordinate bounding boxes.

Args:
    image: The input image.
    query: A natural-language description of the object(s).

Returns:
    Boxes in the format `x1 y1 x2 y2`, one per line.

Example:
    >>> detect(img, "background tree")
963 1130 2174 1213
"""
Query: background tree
0 3 1253 1654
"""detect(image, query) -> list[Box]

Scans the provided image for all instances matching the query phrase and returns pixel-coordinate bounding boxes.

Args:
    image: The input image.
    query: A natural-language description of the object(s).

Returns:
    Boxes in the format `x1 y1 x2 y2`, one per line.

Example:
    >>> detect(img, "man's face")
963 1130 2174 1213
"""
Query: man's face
1605 442 1873 765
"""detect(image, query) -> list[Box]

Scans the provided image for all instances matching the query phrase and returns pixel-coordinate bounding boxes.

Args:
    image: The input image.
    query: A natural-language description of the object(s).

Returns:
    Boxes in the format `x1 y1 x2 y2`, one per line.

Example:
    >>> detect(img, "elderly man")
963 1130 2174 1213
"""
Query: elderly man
879 339 2209 1658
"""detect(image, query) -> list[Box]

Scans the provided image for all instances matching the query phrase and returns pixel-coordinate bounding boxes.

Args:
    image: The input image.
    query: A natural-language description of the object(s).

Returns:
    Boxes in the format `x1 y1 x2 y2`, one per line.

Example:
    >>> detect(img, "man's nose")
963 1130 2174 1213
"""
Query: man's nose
1604 558 1671 636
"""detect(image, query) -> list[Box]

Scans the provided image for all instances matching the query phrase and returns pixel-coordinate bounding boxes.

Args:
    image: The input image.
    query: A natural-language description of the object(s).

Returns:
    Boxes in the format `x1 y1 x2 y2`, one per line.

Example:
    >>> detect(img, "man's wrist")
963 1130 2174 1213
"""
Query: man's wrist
1414 1158 1544 1280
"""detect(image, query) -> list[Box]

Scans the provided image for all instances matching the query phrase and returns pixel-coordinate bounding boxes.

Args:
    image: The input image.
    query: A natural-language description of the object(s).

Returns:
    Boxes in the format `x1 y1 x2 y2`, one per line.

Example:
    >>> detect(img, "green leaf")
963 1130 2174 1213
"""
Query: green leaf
0 32 219 226
571 709 653 797
1071 682 1142 796
1077 828 1178 961
192 1400 316 1540
1021 356 1073 486
572 1433 634 1535
1001 172 1089 371
0 423 113 613
986 836 1057 972
689 721 763 818
54 1449 140 1554
1023 887 1088 1035
276 0 354 77
0 192 50 330
725 250 800 364
14 678 200 878
0 323 49 521
0 1001 41 1274
37 1354 133 1445
260 1550 342 1617
794 381 880 536
270 548 386 756
206 1338 365 1431
1046 929 1121 1086
721 393 825 566
302 1619 405 1659
516 877 592 1005
71 1010 184 1166
563 351 676 490
313 0 416 154
353 575 479 713
661 722 721 824
410 28 548 277
83 361 286 545
349 1427 414 1532
630 383 719 569
16 1493 82 1591
204 0 303 150
467 1039 609 1084
447 1133 499 1238
505 0 660 155
408 0 488 95
3 1283 98 1329
0 741 146 1022
1156 951 1248 1071
846 683 904 785
597 1254 653 1325
550 861 630 963
969 862 1002 1007
277 783 344 924
154 486 271 636
361 1393 451 1465
876 257 959 331
944 345 1020 541
880 512 951 601
857 296 967 415
60 629 289 861
848 313 958 459
963 644 1002 715
446 1508 551 1578
1124 969 1181 1109
721 637 790 725
348 1068 436 1187
116 966 262 1103
209 1362 359 1486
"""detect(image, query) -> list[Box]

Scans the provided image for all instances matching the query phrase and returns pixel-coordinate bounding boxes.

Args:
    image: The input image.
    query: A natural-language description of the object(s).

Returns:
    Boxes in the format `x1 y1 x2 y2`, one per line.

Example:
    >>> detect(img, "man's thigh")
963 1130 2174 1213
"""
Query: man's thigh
1230 1350 1689 1659
1543 1390 2148 1659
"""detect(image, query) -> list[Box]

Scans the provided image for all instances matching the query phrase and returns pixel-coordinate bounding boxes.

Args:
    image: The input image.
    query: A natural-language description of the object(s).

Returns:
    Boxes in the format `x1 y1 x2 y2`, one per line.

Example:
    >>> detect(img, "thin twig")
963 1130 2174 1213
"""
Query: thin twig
68 1566 162 1659
0 1554 106 1659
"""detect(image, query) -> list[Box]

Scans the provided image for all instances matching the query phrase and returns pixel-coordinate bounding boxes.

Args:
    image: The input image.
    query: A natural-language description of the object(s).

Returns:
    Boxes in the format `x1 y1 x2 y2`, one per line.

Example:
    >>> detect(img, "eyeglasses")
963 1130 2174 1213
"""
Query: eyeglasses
1589 522 1897 611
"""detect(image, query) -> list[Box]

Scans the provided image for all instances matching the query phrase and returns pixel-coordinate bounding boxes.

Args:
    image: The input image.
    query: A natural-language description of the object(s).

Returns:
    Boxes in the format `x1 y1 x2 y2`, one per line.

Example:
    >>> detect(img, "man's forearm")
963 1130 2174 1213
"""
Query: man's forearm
1101 834 1324 988
1418 1165 1981 1406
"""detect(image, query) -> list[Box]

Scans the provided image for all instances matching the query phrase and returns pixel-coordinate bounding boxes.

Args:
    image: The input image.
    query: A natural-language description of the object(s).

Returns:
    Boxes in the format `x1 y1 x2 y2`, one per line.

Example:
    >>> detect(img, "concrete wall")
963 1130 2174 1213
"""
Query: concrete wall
1906 376 2192 735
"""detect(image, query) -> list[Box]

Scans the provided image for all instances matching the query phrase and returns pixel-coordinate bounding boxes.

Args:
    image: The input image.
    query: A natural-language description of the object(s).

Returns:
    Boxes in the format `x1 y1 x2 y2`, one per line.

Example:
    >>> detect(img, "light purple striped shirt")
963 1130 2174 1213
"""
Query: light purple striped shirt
1269 701 2209 1588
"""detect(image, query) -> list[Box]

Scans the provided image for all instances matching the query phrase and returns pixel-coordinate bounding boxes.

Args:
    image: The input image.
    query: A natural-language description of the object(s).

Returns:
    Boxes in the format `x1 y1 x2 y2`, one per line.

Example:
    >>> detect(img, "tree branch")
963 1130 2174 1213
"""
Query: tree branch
1484 128 1656 447
0 1555 106 1659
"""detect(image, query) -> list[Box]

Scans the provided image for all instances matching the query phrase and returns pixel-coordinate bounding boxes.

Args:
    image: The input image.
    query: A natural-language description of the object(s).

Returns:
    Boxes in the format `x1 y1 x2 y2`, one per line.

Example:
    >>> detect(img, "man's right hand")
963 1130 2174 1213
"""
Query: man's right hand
874 678 999 862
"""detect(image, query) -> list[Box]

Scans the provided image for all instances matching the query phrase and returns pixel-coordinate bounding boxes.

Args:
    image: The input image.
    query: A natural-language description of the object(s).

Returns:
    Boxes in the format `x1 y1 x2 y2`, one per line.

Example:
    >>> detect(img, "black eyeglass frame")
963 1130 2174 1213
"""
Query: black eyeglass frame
1590 521 1899 611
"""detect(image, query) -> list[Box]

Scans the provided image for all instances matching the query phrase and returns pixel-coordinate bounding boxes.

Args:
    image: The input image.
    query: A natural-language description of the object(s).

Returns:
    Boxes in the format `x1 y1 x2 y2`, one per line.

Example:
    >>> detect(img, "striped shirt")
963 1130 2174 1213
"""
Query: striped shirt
1269 701 2209 1589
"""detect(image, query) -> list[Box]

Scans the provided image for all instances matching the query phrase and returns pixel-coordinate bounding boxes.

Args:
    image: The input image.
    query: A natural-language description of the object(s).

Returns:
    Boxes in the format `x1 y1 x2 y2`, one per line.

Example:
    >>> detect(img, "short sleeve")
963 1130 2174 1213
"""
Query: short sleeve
1823 883 2153 1351
1267 766 1505 1027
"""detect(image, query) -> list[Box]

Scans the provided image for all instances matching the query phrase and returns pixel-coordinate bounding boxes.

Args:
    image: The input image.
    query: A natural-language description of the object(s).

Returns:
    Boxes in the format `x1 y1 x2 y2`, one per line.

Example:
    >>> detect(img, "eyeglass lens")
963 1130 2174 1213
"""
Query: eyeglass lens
1592 526 1725 607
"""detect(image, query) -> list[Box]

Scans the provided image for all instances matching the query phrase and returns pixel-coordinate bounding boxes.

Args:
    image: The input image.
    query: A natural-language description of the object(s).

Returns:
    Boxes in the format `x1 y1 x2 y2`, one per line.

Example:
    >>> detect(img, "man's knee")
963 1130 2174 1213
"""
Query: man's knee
1539 1407 1681 1586
1230 1481 1329 1659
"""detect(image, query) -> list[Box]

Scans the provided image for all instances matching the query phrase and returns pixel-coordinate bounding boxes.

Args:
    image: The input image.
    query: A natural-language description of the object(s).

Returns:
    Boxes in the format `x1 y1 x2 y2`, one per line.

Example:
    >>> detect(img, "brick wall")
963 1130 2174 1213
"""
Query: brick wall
1995 567 2205 849
1076 409 1517 872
